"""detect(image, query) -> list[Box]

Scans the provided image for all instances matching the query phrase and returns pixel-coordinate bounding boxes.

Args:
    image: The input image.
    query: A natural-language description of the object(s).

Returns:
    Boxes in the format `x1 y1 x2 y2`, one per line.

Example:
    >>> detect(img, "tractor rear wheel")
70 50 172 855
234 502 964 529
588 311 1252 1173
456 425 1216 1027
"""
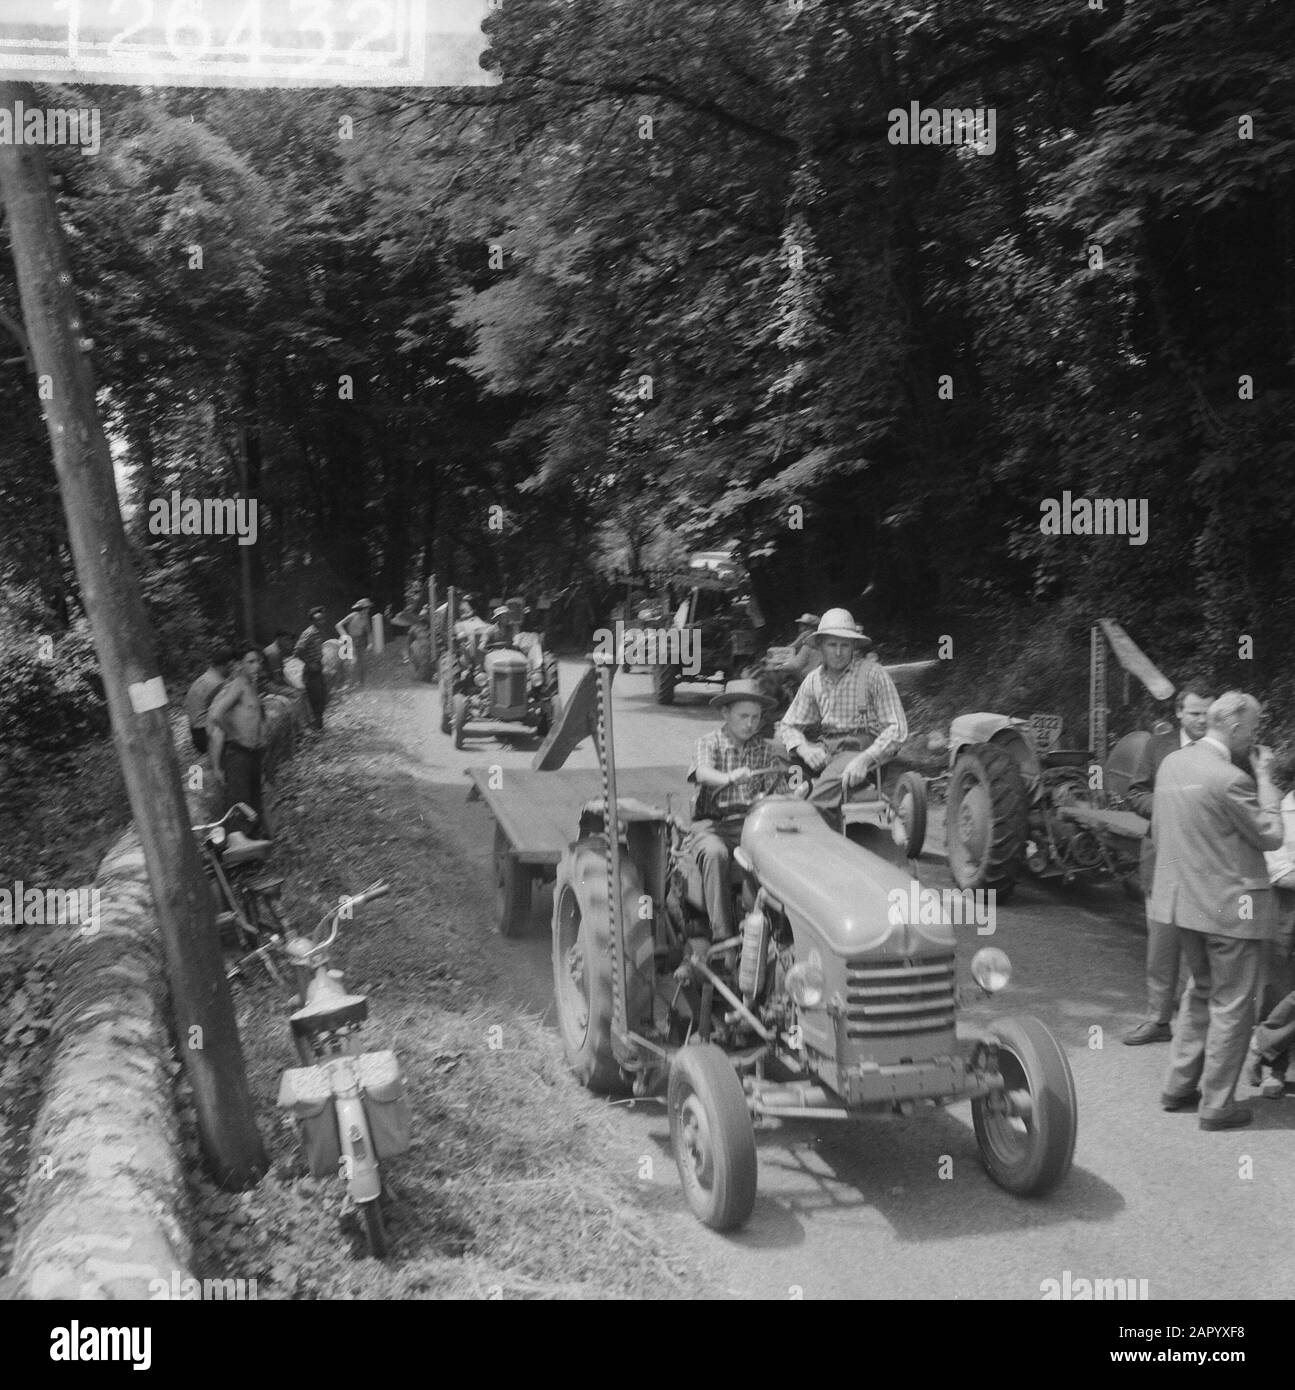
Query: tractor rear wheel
551 837 654 1094
972 1016 1077 1196
668 1043 757 1231
653 664 678 705
946 742 1028 893
891 772 928 857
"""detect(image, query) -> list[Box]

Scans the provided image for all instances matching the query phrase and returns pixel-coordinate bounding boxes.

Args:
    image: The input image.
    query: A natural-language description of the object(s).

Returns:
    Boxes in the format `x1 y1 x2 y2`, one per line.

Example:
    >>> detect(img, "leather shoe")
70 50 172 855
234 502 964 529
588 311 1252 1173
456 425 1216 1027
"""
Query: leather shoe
1125 1020 1173 1045
1241 1047 1263 1088
1199 1106 1253 1131
1161 1089 1201 1112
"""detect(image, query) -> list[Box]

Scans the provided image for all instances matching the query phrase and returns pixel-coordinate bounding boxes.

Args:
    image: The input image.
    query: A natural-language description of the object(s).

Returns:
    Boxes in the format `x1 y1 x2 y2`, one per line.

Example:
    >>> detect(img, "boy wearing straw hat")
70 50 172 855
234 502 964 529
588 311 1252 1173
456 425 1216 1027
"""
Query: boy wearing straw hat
684 680 800 942
775 607 908 830
337 598 375 687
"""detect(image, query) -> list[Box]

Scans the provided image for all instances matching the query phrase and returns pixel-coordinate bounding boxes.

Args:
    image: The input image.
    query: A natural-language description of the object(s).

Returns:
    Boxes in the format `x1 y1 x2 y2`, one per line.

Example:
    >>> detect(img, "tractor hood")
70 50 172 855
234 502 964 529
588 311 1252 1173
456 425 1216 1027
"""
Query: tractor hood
741 799 954 956
484 647 528 673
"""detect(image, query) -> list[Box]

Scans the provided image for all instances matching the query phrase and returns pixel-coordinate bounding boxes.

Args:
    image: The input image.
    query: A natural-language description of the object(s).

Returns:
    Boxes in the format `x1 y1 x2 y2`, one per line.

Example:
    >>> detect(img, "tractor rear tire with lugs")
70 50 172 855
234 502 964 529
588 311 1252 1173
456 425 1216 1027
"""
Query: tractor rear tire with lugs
551 837 654 1095
946 742 1028 893
653 664 678 705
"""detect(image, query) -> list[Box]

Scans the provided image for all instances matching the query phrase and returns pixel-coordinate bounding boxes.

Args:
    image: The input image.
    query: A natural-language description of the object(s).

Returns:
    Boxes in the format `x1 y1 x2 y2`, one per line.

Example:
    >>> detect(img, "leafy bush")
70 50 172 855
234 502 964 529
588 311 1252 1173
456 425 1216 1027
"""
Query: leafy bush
0 612 107 753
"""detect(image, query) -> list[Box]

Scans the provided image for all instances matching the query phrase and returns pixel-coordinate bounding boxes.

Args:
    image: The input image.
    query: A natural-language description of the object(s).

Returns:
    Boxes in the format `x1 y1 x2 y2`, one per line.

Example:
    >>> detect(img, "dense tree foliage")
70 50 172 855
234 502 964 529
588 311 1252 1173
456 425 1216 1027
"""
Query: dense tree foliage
1 0 1293 749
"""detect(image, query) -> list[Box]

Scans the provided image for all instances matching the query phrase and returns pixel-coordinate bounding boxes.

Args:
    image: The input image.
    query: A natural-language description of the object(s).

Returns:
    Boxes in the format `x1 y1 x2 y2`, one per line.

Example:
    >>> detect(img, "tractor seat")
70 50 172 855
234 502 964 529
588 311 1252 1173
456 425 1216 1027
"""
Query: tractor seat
290 993 368 1036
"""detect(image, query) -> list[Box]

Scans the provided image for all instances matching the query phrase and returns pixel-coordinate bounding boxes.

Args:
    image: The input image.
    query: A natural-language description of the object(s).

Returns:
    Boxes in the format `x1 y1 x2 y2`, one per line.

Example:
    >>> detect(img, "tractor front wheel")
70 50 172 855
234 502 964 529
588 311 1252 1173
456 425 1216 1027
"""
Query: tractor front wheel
946 743 1028 893
668 1043 757 1231
891 772 928 857
971 1016 1077 1197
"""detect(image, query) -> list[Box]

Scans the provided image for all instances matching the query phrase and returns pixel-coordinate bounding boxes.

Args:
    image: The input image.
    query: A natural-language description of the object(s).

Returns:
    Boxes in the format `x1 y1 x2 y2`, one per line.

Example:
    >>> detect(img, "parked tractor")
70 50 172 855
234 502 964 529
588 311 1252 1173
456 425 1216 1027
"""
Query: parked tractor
439 598 560 749
547 663 1077 1231
943 713 1149 900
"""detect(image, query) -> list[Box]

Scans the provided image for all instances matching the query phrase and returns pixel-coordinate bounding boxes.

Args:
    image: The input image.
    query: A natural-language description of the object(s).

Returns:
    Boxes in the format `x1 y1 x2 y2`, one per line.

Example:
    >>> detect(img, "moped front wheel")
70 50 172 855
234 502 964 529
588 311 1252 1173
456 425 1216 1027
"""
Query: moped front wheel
358 1197 388 1259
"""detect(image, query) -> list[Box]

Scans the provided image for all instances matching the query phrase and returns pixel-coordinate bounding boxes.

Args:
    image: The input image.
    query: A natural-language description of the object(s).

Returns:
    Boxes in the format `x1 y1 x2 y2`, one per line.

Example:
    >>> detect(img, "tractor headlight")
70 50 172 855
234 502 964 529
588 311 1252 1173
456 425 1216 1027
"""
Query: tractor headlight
971 947 1012 993
786 958 825 1009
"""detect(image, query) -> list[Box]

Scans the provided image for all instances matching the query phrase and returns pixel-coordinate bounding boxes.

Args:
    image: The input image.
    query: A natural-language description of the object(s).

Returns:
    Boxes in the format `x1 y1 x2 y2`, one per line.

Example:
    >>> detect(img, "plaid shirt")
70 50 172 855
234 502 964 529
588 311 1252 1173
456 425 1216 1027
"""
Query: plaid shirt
691 726 791 822
776 653 907 763
294 624 326 673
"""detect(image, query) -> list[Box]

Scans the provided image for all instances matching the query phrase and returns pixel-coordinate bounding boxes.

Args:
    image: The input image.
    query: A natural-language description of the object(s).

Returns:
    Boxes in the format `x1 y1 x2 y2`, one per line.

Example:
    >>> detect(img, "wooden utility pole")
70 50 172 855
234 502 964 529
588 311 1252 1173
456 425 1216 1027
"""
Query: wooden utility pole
0 81 266 1186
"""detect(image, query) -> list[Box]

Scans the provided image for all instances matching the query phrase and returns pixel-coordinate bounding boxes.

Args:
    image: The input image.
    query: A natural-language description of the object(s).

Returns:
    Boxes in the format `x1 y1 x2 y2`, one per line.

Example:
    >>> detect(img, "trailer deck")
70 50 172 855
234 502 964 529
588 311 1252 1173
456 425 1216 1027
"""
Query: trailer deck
467 764 691 866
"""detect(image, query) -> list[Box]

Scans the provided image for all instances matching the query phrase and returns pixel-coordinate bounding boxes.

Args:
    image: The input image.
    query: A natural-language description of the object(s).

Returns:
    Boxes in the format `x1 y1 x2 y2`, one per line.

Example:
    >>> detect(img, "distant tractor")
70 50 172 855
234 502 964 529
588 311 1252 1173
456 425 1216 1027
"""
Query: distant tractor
652 550 766 705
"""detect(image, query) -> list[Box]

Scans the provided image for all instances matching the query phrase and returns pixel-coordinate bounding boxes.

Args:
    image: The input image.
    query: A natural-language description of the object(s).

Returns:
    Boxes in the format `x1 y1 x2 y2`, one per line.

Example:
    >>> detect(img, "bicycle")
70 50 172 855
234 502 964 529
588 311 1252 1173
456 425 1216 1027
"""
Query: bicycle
191 803 287 985
273 881 411 1259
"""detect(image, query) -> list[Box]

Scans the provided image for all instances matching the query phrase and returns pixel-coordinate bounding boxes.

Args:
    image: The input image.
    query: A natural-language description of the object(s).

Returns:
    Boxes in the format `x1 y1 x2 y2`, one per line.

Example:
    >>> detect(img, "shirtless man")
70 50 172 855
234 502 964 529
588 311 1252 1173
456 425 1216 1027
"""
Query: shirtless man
208 644 272 842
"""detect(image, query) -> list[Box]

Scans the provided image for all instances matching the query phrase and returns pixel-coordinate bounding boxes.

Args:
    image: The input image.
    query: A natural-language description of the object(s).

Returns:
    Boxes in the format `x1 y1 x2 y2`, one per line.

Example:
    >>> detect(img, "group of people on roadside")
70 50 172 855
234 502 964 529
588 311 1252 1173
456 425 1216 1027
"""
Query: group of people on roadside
181 599 376 852
1122 679 1295 1129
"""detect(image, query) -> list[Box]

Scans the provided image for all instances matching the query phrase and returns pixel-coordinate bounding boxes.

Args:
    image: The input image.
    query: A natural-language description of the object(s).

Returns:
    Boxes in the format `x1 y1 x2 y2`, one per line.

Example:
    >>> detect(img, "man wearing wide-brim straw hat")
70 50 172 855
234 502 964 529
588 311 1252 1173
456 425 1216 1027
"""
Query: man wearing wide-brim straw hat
774 607 908 831
336 598 375 687
683 680 804 949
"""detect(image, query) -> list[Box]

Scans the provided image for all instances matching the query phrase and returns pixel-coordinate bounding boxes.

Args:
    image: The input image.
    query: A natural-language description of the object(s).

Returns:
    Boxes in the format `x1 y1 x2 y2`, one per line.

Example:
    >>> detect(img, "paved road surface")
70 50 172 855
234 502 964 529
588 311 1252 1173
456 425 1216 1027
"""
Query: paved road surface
411 659 1295 1300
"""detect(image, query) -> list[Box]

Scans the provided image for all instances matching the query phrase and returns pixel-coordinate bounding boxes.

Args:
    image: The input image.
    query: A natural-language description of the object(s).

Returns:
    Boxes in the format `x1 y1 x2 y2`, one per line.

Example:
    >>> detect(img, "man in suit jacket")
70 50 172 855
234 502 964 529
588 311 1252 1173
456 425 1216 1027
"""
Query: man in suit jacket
1152 692 1284 1130
1123 680 1215 1044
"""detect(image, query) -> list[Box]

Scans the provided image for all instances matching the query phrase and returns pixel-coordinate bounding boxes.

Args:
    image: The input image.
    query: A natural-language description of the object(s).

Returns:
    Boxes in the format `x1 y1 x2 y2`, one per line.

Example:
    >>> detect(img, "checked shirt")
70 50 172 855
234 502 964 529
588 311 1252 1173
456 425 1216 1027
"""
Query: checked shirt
691 726 792 822
776 653 907 764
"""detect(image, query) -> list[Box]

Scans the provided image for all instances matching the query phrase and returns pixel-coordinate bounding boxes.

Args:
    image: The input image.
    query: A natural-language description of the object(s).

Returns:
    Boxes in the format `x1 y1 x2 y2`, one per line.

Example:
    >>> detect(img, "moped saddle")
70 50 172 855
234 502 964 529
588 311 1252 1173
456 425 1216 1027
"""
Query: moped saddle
222 837 273 867
290 993 369 1036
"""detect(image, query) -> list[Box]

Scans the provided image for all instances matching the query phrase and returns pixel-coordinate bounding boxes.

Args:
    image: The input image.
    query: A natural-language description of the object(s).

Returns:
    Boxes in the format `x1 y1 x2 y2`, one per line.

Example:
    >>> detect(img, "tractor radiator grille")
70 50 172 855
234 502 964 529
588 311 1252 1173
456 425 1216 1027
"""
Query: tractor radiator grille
844 953 957 1037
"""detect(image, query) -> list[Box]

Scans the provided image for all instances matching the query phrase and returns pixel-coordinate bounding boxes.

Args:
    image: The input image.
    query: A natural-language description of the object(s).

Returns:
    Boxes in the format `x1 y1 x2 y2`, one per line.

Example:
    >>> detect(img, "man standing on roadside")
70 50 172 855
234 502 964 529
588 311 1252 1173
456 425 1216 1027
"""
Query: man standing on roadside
294 607 330 730
775 608 907 830
208 645 272 843
184 646 234 754
1124 679 1216 1045
336 598 374 686
1154 692 1284 1131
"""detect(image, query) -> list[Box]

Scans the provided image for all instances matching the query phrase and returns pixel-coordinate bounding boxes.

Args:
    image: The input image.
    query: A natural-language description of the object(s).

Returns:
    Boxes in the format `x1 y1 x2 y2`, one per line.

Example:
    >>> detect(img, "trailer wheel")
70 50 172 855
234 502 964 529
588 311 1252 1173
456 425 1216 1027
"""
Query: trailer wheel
972 1016 1077 1197
551 837 654 1095
653 664 678 705
668 1043 757 1231
439 678 453 734
890 772 928 857
494 824 533 937
946 742 1027 892
452 693 468 750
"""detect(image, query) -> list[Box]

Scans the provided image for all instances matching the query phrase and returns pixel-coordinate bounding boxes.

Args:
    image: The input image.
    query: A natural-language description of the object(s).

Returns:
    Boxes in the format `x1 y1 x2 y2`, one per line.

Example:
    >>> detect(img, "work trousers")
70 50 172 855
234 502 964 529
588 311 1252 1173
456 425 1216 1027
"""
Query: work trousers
1163 929 1263 1117
302 669 327 729
222 742 269 838
681 818 745 937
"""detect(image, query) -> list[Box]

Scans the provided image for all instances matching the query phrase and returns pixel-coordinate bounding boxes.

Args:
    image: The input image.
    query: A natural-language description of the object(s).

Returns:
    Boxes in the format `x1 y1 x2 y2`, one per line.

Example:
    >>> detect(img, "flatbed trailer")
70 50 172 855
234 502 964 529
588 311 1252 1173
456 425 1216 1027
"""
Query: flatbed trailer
467 763 691 935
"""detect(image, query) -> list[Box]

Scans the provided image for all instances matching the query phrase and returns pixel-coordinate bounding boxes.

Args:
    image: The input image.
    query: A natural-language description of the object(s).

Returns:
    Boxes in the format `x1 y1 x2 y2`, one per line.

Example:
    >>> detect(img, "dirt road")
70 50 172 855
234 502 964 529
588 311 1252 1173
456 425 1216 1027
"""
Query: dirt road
337 653 1295 1300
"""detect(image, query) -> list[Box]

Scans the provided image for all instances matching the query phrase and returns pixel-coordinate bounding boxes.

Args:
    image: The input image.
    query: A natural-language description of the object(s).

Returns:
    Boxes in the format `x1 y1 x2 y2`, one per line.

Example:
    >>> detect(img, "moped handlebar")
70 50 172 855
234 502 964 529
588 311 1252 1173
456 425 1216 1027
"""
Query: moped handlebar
302 880 390 956
190 802 257 836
